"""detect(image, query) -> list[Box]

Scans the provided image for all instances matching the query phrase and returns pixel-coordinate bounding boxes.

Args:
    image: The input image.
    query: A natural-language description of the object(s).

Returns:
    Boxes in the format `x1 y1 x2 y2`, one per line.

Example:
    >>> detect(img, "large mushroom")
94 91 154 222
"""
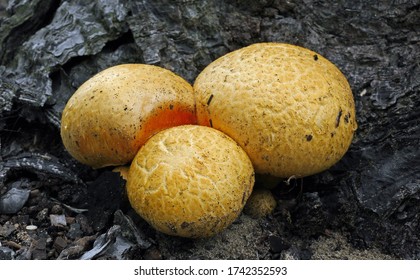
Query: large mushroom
194 42 357 178
126 125 255 238
60 64 197 169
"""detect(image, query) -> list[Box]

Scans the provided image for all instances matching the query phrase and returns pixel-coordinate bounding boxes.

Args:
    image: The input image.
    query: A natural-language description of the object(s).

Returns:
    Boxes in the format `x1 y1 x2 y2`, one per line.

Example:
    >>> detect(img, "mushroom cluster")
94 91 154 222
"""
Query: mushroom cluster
60 43 357 238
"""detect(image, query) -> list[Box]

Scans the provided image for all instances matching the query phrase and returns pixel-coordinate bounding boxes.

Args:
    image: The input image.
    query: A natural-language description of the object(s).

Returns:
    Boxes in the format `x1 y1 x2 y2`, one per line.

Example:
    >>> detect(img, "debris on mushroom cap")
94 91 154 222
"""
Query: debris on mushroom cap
60 64 197 169
194 42 358 178
126 125 255 238
244 189 277 218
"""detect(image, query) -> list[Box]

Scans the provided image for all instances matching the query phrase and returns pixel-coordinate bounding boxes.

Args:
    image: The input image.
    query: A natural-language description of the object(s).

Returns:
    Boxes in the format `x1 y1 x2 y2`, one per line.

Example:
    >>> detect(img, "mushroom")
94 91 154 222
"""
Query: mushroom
126 125 255 238
194 43 357 178
244 189 277 218
60 64 197 169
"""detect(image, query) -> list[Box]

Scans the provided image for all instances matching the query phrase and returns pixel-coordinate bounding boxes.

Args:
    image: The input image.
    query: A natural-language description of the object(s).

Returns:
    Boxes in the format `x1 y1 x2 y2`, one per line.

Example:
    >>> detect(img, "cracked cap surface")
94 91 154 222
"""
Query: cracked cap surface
194 42 357 178
126 125 255 238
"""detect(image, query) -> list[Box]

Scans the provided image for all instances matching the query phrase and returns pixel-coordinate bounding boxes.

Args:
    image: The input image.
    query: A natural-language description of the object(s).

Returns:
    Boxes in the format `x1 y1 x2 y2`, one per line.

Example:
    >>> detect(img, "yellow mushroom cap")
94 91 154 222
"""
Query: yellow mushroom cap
244 189 277 218
194 42 357 178
60 64 196 169
126 125 255 238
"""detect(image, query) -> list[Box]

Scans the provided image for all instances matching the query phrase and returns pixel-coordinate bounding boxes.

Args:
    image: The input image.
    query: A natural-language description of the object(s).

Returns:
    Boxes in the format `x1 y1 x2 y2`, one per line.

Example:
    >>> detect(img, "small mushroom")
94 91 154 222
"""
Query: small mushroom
126 125 255 238
194 43 357 178
61 64 197 169
244 189 277 218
